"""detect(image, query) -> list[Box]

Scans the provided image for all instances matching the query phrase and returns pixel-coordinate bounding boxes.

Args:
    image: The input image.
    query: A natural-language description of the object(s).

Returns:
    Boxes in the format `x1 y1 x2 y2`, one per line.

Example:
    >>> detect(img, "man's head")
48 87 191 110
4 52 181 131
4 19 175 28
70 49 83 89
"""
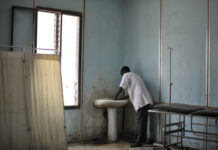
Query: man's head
120 66 130 76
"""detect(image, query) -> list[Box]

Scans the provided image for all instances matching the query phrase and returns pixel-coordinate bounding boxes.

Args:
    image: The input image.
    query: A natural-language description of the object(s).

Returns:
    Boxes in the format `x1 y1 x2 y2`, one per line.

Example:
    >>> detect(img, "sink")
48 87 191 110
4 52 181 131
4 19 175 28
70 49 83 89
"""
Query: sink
94 98 129 141
94 98 129 108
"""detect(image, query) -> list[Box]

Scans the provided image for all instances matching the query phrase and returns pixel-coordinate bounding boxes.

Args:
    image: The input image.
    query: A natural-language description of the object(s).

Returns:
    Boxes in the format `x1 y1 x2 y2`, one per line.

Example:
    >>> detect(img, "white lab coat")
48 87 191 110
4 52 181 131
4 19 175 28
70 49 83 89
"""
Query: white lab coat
120 72 153 111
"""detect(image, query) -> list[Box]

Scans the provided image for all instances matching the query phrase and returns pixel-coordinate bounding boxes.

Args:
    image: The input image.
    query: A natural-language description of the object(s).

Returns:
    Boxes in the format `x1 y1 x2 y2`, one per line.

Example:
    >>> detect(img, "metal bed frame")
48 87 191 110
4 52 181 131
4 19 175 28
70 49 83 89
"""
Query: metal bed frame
149 108 218 150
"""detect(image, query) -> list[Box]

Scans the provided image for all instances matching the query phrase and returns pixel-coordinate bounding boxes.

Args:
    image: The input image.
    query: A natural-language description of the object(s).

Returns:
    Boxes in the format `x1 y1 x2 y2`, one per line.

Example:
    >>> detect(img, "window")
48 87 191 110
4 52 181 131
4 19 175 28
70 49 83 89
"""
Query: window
37 11 59 54
36 8 82 107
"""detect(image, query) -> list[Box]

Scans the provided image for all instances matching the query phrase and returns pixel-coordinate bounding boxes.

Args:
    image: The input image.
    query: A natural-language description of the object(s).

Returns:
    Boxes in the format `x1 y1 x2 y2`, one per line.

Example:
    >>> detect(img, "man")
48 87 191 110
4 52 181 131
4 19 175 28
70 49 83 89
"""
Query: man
114 66 153 148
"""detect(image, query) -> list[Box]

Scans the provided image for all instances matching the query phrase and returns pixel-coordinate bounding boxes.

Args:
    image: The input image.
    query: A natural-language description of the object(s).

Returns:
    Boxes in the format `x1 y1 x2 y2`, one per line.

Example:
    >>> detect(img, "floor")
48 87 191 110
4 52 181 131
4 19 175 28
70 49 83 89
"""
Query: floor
68 141 154 150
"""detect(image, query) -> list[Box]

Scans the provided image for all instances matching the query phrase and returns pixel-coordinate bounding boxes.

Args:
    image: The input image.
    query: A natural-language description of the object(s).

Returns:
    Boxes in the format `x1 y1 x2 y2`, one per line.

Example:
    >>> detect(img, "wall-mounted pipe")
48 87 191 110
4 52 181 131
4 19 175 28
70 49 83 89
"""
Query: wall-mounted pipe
169 48 173 104
33 0 37 9
168 47 173 144
206 0 211 108
158 0 163 143
0 45 60 54
205 0 211 149
31 0 37 52
80 0 86 141
158 0 162 105
0 45 24 52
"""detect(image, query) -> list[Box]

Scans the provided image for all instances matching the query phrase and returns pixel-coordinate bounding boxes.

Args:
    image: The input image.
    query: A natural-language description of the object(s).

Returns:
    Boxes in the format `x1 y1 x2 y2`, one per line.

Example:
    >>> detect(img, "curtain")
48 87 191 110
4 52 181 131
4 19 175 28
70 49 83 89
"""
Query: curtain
0 52 29 150
25 54 67 150
0 51 67 150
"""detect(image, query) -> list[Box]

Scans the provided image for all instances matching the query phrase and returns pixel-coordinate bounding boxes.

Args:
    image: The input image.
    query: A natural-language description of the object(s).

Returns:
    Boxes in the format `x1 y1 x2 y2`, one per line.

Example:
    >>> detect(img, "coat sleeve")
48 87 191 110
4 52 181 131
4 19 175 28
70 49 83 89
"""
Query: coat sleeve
120 74 129 89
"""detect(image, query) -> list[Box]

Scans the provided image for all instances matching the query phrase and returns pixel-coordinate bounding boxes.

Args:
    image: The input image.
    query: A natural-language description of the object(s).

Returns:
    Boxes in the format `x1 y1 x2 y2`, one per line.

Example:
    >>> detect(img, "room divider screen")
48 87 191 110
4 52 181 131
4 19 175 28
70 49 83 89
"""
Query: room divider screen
0 51 67 150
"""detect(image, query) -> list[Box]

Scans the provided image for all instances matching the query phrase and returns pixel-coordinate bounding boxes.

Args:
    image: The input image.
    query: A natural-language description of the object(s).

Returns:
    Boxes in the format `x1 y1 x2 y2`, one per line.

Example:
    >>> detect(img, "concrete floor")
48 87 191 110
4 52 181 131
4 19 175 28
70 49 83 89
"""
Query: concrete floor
68 141 153 150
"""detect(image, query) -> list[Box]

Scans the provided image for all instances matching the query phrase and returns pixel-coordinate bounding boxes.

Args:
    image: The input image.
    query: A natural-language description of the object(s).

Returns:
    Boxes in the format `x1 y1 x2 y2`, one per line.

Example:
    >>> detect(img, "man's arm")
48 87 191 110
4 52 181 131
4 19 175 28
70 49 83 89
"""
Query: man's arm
114 87 123 100
113 87 129 100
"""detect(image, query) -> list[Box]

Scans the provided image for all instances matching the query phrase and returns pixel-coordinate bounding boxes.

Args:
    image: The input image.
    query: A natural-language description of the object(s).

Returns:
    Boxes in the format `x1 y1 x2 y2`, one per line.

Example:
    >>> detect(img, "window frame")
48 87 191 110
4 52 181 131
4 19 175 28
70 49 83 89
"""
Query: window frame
37 7 82 109
36 7 82 109
11 6 83 109
11 6 37 51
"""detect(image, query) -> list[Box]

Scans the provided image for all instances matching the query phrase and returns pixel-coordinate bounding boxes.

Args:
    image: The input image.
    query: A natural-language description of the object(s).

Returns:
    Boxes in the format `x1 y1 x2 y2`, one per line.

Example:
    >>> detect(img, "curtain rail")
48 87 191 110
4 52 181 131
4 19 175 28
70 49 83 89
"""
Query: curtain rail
0 44 59 53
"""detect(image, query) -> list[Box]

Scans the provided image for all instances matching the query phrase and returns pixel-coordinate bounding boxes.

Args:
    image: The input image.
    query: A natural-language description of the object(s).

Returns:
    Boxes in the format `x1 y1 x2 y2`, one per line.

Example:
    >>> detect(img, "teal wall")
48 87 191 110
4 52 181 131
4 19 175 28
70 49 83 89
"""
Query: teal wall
82 0 123 139
210 0 218 108
0 0 123 142
123 0 160 102
37 0 83 11
209 1 218 149
161 0 206 148
161 0 206 105
1 0 218 149
122 0 218 149
122 0 160 140
0 0 32 46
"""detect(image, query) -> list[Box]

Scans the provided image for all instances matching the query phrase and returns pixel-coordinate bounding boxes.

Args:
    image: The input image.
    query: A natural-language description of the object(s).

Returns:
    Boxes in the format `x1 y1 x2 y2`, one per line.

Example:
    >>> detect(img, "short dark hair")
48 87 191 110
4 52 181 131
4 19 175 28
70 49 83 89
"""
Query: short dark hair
121 66 130 73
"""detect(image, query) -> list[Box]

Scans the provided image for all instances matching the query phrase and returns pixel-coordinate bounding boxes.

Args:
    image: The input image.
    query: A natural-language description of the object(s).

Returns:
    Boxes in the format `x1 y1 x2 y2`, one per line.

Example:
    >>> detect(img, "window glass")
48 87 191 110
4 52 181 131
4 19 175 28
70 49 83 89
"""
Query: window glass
36 10 81 107
61 14 80 106
37 11 57 54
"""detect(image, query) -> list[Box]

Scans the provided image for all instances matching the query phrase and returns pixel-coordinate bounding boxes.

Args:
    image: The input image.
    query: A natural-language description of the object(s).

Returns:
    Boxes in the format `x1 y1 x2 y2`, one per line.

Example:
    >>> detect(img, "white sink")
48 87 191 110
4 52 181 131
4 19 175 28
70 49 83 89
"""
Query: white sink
94 98 129 141
94 98 129 108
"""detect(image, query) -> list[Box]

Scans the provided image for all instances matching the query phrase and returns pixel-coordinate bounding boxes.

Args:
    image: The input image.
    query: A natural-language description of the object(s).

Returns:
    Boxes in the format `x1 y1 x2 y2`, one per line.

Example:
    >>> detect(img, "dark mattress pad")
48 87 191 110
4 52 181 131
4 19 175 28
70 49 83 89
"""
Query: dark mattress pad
190 108 218 117
153 103 204 114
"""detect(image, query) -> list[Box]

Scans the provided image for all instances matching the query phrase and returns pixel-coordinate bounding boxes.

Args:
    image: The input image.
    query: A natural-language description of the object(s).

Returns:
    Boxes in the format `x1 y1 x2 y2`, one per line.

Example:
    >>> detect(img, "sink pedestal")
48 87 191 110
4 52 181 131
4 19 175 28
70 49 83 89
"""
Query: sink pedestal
107 108 117 141
94 98 129 142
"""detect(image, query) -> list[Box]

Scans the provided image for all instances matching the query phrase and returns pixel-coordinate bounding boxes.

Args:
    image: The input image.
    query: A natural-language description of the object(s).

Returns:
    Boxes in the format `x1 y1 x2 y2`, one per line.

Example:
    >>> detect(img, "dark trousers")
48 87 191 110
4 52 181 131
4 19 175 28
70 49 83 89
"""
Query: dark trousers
136 104 152 143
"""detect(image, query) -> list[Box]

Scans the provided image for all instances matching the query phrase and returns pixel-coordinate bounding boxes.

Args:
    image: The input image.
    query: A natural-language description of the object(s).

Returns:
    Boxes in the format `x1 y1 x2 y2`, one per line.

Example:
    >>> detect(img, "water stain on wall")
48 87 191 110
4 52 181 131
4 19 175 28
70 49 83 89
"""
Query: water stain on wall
82 74 121 140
